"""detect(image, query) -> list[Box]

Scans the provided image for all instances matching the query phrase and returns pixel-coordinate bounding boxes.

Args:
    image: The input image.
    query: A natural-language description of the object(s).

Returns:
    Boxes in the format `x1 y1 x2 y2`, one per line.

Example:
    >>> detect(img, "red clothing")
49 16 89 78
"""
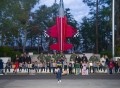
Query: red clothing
108 61 114 69
14 62 19 70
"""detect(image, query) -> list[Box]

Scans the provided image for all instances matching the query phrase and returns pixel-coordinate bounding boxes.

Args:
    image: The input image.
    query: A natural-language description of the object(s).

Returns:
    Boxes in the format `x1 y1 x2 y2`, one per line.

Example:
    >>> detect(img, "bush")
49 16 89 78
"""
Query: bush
100 50 112 59
0 46 21 61
116 46 120 56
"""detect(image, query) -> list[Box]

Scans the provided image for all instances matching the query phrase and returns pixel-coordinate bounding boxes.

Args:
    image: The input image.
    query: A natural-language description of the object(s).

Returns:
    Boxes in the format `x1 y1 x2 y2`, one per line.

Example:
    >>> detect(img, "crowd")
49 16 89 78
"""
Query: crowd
0 52 120 75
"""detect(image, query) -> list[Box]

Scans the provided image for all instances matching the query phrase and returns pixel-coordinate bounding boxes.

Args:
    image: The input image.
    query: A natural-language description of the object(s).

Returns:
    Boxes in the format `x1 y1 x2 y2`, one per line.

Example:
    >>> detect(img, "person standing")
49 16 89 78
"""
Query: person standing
114 61 119 73
89 61 93 73
105 55 109 73
117 59 120 72
75 55 81 63
46 61 50 73
108 59 114 74
53 61 57 73
26 54 31 64
68 63 72 74
37 53 45 62
63 59 67 71
100 55 106 72
19 62 22 72
56 66 62 83
0 59 4 75
27 62 32 74
89 54 99 62
13 55 19 73
5 60 11 73
82 54 88 63
52 52 58 61
82 61 89 75
70 52 77 61
74 61 80 75
45 53 51 62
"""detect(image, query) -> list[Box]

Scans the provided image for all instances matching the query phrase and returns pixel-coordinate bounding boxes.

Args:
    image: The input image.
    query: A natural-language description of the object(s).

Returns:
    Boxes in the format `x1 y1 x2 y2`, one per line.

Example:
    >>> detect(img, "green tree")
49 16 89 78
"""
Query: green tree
81 0 112 53
115 0 120 56
0 0 39 52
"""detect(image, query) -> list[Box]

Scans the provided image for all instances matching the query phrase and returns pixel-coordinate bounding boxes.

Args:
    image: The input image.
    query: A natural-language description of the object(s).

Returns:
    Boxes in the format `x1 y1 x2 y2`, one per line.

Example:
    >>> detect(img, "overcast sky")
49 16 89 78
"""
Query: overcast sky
32 0 90 22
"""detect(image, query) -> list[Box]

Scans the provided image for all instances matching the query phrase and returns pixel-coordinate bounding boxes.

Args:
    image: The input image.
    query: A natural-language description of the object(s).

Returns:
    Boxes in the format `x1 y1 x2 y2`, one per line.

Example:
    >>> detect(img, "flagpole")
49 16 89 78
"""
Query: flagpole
112 0 115 58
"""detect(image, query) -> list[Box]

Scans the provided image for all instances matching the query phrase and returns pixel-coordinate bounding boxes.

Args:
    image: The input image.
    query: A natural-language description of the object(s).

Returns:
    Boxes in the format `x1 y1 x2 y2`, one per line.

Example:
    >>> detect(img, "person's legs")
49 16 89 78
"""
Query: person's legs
58 77 61 83
109 68 112 74
115 67 118 73
89 66 92 73
53 67 55 73
5 67 7 73
28 68 29 74
59 78 61 82
92 66 95 73
8 67 10 72
46 67 48 72
0 69 2 74
78 68 80 75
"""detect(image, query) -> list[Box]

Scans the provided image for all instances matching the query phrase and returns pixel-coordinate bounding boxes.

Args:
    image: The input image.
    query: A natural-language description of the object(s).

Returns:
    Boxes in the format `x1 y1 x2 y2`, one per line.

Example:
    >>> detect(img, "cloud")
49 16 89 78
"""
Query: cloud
32 0 90 22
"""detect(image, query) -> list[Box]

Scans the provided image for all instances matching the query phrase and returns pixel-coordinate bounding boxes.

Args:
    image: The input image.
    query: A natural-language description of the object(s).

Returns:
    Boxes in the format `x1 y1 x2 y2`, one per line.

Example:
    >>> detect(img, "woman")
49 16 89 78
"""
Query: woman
108 59 114 74
13 55 19 73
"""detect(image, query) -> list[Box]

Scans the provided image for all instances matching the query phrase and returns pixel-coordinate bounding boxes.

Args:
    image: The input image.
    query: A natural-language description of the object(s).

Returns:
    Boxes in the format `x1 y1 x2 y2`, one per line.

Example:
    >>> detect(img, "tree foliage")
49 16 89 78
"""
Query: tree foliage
0 0 39 52
81 0 112 54
0 0 119 55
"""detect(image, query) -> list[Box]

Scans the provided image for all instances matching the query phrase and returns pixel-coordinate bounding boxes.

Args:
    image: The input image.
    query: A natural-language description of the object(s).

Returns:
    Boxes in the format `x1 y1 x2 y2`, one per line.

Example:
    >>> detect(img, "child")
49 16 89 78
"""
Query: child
56 66 62 83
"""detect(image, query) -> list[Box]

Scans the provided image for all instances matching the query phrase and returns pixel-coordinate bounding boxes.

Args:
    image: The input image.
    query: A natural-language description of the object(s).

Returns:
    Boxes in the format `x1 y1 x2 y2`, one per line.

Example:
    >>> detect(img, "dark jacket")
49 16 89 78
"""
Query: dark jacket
75 56 81 63
0 59 3 69
26 56 31 63
82 56 88 62
19 56 25 63
56 68 62 79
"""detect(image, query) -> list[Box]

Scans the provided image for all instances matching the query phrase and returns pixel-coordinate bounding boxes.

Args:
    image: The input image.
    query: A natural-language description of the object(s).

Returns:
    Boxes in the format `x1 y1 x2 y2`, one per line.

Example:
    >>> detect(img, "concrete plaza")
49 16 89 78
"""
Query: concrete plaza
0 79 120 88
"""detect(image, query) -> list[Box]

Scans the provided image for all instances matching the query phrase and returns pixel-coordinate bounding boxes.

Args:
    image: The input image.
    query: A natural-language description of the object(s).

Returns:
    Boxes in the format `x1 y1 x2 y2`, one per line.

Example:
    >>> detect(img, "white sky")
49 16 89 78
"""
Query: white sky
32 0 90 22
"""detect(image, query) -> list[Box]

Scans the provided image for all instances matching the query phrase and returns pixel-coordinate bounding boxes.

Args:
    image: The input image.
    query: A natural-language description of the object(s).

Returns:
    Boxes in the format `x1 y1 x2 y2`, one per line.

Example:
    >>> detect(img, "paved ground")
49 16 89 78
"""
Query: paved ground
0 79 120 88
0 73 120 79
0 73 120 88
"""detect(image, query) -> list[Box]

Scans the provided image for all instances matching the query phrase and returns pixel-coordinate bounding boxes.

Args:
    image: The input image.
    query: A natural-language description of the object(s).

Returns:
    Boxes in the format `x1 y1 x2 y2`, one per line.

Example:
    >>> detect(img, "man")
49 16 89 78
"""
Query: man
0 59 4 75
70 53 77 61
74 61 80 75
89 54 99 73
57 52 66 61
37 53 45 62
26 54 31 64
89 54 99 62
5 60 11 73
82 54 88 63
52 52 58 61
75 55 82 63
45 53 51 62
19 54 25 63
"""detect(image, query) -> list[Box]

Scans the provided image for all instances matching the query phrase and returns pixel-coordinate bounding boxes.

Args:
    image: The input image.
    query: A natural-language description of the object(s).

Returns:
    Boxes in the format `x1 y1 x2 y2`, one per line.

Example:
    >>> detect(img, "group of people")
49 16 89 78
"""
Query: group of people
0 52 120 75
72 54 120 74
0 53 32 74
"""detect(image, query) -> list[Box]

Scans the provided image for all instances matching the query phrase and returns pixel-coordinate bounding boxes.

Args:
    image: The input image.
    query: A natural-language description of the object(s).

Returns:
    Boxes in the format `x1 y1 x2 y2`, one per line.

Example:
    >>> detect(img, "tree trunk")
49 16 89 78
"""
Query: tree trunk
0 33 2 46
95 0 99 54
23 29 27 53
38 36 40 54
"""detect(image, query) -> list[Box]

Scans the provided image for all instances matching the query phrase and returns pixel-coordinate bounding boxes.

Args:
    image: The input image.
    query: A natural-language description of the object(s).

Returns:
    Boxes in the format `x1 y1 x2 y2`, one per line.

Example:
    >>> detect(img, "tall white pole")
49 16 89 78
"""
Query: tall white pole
112 0 115 58
60 17 63 52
